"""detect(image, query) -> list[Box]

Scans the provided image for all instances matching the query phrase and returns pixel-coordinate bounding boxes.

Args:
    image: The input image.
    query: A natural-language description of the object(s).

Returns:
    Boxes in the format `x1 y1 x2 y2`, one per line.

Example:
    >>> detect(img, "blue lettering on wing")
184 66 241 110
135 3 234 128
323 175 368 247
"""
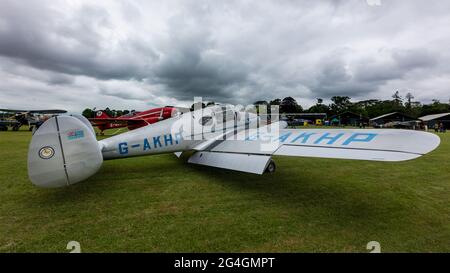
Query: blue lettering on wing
342 133 377 146
291 132 316 144
118 142 128 155
131 144 141 148
314 133 344 145
153 136 162 148
260 133 274 142
277 132 292 142
245 133 259 141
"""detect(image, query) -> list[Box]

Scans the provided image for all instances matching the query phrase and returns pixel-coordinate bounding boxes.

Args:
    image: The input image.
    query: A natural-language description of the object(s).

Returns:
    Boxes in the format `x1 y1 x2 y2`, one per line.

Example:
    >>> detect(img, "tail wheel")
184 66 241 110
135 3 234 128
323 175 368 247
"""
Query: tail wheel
265 160 276 174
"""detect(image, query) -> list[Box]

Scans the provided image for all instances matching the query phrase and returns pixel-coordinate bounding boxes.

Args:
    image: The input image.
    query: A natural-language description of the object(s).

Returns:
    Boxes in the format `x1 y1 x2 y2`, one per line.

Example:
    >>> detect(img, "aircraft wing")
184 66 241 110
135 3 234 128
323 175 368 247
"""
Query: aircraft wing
0 109 27 113
28 110 67 114
186 126 441 174
0 109 67 114
89 118 149 125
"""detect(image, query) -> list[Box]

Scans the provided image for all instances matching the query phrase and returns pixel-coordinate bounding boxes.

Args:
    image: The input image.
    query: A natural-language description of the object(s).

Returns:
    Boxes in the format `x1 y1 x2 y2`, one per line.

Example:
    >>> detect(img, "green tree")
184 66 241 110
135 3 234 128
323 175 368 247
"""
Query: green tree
103 107 113 117
392 90 403 106
254 100 269 106
308 98 329 114
308 103 330 114
280 97 303 113
269 98 281 105
330 96 351 115
405 92 414 109
82 108 94 118
420 100 450 116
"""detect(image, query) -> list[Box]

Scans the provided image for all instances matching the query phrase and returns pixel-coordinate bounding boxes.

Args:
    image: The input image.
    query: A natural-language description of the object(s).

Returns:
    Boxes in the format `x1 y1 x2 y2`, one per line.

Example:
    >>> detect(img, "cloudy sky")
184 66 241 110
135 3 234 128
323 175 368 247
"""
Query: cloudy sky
1 0 450 112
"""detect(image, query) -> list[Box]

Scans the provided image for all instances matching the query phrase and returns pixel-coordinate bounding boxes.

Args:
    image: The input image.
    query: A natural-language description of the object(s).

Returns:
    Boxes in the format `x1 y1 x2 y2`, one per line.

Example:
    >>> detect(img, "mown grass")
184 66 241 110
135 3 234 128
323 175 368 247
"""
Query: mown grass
0 127 449 252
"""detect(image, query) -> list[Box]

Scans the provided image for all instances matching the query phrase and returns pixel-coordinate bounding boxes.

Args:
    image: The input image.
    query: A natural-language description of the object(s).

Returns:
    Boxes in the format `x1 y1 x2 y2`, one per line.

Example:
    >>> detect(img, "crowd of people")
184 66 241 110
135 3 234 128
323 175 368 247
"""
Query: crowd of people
434 122 447 133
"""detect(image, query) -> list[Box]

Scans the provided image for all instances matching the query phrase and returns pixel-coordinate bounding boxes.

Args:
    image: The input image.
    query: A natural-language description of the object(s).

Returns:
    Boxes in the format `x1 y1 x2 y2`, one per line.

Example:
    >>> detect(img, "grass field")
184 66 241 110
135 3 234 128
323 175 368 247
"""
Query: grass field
0 127 449 252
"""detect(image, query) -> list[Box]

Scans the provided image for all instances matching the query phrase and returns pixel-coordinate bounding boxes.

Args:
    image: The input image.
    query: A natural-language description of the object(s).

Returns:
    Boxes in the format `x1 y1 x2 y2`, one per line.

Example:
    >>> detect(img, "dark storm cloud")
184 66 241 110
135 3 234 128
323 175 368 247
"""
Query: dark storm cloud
0 1 157 80
1 0 450 110
149 7 251 101
154 49 249 100
310 47 442 99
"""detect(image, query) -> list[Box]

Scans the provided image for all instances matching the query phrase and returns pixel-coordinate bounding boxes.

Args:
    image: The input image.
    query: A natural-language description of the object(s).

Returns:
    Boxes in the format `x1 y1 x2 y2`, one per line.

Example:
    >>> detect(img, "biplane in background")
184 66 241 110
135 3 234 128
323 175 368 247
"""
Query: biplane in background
89 106 185 135
0 109 67 131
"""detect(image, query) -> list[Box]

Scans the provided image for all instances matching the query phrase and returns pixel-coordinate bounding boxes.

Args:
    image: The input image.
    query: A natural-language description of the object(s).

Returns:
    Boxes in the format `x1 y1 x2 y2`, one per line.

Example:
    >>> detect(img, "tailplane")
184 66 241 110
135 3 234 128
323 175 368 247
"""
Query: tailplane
28 116 103 188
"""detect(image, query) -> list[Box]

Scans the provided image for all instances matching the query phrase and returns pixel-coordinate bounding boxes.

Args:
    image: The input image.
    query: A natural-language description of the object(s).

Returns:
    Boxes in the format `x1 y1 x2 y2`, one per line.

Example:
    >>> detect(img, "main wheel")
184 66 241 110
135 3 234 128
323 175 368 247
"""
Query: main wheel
265 160 276 173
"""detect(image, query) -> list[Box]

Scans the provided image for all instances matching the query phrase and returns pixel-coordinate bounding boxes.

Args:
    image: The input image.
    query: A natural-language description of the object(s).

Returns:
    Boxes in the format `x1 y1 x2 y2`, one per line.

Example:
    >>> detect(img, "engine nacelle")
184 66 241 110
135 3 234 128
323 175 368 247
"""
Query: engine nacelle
28 116 103 188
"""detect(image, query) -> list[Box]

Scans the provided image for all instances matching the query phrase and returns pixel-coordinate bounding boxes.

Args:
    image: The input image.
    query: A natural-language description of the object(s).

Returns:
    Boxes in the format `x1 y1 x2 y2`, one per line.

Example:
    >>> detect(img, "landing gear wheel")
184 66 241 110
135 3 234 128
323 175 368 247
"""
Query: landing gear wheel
265 160 276 174
12 126 19 131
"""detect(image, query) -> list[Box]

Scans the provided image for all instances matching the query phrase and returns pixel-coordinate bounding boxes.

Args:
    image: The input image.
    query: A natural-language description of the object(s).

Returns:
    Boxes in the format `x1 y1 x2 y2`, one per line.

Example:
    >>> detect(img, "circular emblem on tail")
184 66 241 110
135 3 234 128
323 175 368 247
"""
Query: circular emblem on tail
96 111 103 117
39 146 55 159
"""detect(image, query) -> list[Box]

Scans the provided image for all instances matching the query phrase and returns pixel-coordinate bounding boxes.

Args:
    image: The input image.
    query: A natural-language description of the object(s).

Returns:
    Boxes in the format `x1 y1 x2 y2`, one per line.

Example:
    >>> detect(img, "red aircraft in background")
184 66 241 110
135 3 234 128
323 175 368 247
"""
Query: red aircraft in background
89 106 182 135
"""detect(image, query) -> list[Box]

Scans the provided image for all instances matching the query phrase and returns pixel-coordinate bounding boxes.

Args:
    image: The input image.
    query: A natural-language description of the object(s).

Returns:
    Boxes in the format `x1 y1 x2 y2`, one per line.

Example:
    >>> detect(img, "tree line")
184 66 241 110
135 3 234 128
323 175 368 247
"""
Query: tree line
255 91 450 118
82 107 135 118
82 91 450 119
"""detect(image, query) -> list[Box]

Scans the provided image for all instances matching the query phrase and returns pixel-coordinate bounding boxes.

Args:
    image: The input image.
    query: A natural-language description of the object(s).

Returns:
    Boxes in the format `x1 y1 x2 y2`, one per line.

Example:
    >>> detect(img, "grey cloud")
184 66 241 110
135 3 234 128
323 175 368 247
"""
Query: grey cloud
392 49 437 70
148 9 251 101
0 0 450 110
0 1 157 80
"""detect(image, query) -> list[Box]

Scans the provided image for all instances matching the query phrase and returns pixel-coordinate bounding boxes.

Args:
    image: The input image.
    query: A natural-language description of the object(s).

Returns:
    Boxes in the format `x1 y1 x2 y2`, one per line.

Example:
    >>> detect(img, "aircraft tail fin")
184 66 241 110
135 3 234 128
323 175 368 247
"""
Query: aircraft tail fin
28 116 103 188
95 110 111 119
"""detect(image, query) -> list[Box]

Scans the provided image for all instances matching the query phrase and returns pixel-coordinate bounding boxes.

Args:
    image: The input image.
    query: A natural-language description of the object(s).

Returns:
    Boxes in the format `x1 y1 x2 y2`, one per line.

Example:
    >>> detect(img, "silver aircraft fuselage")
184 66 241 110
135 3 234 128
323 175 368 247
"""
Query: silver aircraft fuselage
99 107 260 160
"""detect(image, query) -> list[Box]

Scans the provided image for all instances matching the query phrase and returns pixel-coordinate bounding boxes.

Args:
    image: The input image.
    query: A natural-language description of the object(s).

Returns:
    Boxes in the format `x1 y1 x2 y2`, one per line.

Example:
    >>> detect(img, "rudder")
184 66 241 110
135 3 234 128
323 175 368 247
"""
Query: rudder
28 116 103 188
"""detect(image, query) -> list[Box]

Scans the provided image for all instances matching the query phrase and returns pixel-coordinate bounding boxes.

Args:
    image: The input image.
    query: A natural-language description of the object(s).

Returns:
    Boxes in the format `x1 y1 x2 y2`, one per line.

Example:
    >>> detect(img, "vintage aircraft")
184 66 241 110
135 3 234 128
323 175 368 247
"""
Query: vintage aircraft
0 120 21 131
27 105 440 188
89 106 182 135
0 109 67 131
